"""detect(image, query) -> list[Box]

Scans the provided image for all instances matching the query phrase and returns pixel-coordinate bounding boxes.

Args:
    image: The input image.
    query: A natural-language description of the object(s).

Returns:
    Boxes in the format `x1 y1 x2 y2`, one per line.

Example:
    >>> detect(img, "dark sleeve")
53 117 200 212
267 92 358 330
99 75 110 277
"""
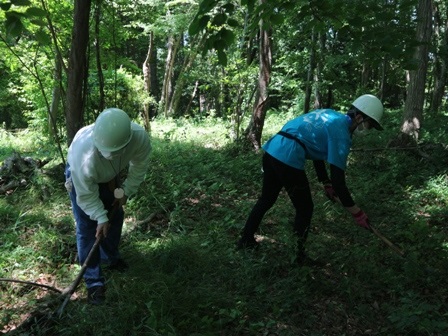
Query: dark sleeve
330 164 355 207
313 160 330 183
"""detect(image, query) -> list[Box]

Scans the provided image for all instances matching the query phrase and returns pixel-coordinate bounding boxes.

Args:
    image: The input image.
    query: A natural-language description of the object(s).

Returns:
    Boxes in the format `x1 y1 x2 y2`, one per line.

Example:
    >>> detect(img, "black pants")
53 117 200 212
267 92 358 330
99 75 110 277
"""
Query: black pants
242 153 314 248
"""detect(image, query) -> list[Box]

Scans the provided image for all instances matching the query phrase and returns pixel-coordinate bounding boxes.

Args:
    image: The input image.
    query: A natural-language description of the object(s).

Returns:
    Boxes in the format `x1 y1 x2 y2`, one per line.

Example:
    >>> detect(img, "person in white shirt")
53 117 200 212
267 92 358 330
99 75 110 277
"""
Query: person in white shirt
65 108 151 304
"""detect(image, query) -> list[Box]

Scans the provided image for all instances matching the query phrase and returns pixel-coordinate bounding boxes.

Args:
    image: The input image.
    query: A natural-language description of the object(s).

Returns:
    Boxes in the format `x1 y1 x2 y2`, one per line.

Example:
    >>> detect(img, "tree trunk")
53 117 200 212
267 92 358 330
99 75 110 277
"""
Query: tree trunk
143 31 157 130
304 28 316 113
246 2 272 151
430 1 448 113
400 0 432 143
65 0 92 146
49 54 62 140
169 35 203 117
314 31 326 109
94 0 105 113
159 34 180 118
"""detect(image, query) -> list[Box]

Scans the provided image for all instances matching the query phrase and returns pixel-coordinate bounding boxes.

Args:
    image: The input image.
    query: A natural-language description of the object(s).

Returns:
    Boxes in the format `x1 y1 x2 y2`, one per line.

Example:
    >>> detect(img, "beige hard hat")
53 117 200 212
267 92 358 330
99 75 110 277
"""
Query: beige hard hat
93 108 132 152
352 94 384 130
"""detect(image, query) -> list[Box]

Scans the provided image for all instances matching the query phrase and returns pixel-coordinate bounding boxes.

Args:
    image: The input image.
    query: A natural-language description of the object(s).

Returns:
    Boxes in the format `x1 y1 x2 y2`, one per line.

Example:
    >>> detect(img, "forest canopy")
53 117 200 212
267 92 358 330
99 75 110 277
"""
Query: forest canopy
0 0 446 151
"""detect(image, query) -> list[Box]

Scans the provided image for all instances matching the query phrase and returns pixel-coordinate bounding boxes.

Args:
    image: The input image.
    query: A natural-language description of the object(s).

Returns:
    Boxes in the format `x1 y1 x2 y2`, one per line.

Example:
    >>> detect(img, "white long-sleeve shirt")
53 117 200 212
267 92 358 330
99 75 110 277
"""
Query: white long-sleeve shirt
67 122 151 224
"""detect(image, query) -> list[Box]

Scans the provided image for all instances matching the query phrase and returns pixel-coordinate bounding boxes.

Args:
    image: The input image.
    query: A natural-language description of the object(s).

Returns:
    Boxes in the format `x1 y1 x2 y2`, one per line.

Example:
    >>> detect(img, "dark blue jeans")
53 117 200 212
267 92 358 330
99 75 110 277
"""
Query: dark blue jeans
65 165 124 289
242 153 314 248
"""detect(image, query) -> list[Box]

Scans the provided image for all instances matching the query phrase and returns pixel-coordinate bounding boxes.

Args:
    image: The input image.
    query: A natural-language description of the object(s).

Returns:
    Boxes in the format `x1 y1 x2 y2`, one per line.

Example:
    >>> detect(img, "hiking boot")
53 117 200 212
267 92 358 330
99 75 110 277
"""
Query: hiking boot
236 237 259 250
107 258 129 272
87 286 106 305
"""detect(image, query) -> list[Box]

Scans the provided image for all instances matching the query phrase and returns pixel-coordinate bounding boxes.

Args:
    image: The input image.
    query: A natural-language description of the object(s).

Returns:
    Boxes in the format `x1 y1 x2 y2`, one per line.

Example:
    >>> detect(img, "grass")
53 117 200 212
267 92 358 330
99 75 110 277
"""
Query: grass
1 110 448 335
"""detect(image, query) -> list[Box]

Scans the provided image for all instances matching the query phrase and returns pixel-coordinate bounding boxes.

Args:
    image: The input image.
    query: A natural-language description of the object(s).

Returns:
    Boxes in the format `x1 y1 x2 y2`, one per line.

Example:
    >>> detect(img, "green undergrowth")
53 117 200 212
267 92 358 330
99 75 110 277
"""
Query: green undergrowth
1 110 448 335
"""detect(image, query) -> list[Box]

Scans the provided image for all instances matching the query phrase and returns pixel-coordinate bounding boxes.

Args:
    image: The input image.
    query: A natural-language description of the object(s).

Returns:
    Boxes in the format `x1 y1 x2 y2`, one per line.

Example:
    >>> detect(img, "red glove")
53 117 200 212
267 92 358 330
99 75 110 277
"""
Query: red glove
323 184 338 202
352 210 372 230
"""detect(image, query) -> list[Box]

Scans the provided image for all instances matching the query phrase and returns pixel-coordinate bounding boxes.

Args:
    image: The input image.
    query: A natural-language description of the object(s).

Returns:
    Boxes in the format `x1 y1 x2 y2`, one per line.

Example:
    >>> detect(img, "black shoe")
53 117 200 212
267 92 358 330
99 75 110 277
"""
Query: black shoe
236 237 259 250
87 286 105 305
107 258 129 272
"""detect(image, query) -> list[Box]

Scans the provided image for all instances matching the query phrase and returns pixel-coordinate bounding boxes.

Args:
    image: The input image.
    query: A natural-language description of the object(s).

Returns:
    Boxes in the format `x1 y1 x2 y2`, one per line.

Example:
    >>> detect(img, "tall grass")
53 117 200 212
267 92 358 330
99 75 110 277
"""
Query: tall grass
1 110 448 335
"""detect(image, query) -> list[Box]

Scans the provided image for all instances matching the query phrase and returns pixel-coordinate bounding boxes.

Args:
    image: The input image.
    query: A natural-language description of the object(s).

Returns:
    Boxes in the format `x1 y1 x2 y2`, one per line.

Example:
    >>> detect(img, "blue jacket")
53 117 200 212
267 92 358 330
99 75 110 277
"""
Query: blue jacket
263 109 352 170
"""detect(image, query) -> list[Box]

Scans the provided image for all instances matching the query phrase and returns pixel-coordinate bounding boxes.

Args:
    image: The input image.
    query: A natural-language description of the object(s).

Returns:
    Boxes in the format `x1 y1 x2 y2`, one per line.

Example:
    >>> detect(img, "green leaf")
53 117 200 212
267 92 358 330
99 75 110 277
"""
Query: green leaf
270 13 284 25
227 18 239 27
246 0 255 12
211 13 226 26
198 15 210 30
30 18 47 27
213 38 226 50
35 30 50 45
11 0 31 6
222 3 234 13
198 0 217 14
220 28 234 44
217 48 227 66
0 2 12 11
188 17 200 35
26 7 47 17
5 15 24 38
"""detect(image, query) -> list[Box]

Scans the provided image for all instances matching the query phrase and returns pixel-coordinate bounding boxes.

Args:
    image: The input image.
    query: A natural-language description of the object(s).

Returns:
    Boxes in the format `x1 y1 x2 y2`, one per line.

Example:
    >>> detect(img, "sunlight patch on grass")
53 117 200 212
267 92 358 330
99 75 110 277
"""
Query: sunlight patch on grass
0 129 51 162
151 117 231 148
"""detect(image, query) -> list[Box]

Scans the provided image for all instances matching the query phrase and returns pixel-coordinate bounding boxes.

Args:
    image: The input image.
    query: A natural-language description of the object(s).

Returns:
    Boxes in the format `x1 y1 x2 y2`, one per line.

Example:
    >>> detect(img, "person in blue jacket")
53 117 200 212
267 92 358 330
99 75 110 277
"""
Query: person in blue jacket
237 94 384 264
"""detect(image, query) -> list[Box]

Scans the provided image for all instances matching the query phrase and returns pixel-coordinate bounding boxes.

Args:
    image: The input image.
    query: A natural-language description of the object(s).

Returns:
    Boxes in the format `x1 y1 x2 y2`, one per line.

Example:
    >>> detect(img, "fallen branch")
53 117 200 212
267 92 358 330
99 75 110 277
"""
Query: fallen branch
351 146 422 152
0 278 62 293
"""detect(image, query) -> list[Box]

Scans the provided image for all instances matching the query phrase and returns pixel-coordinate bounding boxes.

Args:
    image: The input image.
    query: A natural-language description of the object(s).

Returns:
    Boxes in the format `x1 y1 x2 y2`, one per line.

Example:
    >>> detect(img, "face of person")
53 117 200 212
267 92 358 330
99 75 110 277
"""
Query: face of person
357 119 372 131
354 114 374 134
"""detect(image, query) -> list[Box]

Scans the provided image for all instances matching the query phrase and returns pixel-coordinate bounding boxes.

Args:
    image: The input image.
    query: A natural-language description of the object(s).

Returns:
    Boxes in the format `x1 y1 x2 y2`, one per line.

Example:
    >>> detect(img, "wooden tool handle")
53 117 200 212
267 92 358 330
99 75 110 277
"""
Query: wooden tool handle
370 226 405 256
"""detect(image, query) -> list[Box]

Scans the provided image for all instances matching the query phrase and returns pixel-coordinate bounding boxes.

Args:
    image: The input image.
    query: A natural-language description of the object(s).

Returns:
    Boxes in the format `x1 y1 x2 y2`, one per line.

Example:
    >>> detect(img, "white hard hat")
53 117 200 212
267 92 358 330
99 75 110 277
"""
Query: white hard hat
352 94 384 130
93 108 132 152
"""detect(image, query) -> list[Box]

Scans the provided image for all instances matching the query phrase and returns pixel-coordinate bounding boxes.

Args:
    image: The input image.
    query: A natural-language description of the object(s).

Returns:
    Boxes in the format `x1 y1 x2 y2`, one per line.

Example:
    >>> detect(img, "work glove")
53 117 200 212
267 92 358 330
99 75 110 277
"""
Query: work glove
352 210 372 231
323 184 338 203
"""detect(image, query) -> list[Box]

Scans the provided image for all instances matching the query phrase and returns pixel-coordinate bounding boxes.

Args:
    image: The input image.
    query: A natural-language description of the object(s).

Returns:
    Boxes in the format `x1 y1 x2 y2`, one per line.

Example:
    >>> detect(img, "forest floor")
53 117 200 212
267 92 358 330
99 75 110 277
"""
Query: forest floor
1 110 448 335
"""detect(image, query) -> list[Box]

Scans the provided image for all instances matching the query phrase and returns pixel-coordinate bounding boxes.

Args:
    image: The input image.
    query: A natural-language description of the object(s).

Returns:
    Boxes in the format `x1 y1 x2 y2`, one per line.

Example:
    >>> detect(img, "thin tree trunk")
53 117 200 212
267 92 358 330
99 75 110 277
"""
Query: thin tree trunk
304 28 316 113
49 55 62 139
430 1 448 113
169 35 204 117
246 0 272 151
401 0 433 143
314 31 326 109
184 80 199 117
159 34 180 118
65 0 92 145
143 31 157 130
94 0 105 112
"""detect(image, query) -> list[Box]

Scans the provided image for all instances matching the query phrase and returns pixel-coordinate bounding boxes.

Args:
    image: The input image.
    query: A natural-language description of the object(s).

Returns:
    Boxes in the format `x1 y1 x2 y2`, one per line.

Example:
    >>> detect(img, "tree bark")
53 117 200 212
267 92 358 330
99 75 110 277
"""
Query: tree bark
304 28 316 113
430 1 448 113
169 35 203 117
401 0 432 142
143 31 157 130
159 34 180 118
94 0 105 113
246 1 272 151
49 54 62 140
65 0 92 146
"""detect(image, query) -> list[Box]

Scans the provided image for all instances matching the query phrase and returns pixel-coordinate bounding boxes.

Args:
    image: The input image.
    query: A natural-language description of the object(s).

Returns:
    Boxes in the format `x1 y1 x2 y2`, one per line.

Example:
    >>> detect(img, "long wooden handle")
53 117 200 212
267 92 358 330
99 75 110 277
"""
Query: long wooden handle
370 226 405 256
